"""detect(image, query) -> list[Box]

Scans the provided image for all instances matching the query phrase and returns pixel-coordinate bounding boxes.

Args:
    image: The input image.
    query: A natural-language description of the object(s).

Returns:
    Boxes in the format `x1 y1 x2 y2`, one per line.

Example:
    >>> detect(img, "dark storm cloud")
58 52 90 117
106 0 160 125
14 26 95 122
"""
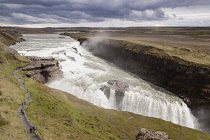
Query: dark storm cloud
0 0 210 25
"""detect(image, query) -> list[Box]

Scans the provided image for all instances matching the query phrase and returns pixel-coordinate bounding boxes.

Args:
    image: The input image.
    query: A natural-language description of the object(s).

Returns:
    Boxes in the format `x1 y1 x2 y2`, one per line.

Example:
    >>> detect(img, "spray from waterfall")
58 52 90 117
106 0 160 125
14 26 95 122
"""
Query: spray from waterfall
81 32 111 55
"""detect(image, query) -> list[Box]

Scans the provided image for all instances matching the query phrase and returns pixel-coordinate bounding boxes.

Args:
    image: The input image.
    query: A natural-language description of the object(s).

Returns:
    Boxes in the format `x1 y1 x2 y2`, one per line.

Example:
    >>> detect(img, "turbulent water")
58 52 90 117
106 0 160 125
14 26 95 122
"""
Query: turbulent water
11 34 198 129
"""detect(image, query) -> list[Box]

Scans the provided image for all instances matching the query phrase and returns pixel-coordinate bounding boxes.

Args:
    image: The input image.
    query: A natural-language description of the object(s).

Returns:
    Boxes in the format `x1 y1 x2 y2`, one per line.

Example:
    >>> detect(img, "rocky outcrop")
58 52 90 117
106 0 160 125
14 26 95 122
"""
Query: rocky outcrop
100 86 111 99
136 128 171 140
22 57 62 84
100 80 129 110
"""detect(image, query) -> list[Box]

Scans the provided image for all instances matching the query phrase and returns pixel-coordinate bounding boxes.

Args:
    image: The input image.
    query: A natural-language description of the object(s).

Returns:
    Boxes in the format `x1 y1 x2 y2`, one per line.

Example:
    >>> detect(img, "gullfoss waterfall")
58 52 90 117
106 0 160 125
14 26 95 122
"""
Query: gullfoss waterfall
11 34 198 129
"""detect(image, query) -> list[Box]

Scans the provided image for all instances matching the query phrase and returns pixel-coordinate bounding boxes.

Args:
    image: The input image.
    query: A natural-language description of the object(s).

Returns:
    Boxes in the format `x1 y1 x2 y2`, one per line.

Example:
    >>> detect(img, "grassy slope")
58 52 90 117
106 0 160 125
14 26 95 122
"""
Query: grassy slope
0 39 29 139
22 76 210 140
0 29 210 140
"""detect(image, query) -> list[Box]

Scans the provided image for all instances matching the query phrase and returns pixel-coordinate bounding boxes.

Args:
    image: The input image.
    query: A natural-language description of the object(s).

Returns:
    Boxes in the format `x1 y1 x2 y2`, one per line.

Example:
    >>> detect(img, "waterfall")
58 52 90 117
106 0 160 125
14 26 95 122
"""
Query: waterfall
11 34 198 129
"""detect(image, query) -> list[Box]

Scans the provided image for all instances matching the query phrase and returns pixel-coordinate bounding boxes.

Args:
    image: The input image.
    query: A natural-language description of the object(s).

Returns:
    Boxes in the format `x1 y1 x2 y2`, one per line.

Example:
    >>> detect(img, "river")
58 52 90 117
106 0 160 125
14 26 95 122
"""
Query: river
11 34 199 129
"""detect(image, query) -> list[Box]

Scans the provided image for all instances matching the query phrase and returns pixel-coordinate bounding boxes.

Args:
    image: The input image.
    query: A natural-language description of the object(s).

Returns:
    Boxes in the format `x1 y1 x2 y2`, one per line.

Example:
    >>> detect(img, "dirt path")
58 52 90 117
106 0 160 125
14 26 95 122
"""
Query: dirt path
13 69 42 140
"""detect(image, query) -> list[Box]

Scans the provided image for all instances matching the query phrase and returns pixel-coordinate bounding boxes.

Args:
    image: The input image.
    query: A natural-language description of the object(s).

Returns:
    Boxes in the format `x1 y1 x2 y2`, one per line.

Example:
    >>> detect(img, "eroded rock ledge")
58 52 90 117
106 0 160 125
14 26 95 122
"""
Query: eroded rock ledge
22 56 62 84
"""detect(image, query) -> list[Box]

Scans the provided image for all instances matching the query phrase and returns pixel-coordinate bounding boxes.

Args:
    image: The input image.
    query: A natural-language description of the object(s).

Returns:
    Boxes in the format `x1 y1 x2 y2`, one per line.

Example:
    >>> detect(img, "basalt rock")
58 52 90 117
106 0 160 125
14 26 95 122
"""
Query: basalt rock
136 128 171 140
107 80 129 92
100 80 129 110
22 56 62 84
100 86 110 99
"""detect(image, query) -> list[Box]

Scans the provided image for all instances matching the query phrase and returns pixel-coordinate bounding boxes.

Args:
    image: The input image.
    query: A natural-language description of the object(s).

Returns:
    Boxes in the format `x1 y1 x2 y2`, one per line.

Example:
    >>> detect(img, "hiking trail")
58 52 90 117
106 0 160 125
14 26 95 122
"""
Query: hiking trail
13 69 42 140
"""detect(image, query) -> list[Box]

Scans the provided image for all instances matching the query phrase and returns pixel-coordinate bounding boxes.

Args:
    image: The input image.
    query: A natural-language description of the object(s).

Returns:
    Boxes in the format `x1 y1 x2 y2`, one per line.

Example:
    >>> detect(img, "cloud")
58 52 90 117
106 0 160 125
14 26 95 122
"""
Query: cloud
11 13 59 24
2 3 24 9
128 8 167 21
0 0 210 27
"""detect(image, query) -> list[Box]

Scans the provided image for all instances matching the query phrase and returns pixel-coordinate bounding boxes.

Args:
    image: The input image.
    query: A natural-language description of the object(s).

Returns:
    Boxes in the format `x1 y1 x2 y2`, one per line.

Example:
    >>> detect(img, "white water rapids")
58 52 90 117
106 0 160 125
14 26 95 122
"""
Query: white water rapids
11 34 198 129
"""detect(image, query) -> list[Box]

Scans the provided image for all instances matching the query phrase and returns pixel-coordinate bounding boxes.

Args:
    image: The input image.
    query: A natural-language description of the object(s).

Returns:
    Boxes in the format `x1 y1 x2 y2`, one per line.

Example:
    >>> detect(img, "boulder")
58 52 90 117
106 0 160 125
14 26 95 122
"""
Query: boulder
136 128 171 140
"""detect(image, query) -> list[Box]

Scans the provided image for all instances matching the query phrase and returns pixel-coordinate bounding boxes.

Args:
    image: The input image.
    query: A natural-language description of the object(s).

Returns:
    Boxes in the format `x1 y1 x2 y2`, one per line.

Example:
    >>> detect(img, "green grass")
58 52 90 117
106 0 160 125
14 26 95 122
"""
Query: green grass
0 31 31 140
0 115 9 127
21 76 210 140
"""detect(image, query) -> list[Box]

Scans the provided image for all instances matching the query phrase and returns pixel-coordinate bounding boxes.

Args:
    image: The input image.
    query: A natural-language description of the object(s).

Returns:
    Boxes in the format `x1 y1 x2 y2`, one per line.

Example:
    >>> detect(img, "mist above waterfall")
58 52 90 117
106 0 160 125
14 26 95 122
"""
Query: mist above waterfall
11 33 199 130
192 106 210 133
82 32 111 55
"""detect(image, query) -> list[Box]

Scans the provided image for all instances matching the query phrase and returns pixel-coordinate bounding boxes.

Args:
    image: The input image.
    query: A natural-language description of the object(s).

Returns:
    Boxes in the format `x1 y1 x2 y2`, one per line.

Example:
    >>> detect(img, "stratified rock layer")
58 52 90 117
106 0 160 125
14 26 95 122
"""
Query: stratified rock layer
22 57 62 84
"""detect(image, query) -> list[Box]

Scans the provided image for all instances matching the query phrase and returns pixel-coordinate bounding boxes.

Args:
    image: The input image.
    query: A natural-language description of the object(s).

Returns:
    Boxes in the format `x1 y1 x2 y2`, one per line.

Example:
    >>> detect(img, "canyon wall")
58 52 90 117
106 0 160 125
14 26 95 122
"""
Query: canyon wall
77 38 210 132
78 38 210 108
78 38 210 132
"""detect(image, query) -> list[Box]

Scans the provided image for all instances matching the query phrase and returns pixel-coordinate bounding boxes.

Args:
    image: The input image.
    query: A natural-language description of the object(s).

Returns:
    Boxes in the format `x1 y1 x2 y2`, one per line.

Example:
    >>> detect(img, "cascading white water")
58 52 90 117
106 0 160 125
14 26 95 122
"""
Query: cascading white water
11 34 198 129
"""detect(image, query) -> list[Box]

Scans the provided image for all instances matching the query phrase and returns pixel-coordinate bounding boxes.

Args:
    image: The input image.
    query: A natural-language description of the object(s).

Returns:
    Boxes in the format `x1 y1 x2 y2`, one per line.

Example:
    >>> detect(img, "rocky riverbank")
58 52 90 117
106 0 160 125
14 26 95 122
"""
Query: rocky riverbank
22 56 62 84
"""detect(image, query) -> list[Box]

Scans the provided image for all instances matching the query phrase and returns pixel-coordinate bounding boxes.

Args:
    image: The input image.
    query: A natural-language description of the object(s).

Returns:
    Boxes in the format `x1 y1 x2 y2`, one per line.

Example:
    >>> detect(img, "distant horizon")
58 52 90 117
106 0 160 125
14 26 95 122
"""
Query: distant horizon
1 25 210 29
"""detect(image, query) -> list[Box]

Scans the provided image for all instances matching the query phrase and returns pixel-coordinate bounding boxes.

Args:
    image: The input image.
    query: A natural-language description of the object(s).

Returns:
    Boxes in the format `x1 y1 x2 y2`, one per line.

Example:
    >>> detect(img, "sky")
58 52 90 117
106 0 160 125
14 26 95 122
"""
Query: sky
0 0 210 28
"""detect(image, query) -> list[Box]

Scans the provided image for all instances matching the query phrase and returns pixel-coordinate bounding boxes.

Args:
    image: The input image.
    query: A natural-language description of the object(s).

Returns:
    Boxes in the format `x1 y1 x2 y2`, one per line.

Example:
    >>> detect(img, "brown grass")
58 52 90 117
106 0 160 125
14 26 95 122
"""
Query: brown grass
64 27 210 65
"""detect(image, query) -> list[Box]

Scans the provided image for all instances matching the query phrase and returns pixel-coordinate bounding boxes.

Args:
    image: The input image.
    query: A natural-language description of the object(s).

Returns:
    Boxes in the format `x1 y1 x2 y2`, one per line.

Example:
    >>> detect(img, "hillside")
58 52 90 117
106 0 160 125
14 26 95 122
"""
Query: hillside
0 30 29 139
0 28 210 140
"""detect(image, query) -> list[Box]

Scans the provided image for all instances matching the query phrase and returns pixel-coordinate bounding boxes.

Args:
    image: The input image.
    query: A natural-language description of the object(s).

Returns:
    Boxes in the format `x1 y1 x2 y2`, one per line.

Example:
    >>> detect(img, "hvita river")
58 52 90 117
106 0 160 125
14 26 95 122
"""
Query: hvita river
11 34 198 129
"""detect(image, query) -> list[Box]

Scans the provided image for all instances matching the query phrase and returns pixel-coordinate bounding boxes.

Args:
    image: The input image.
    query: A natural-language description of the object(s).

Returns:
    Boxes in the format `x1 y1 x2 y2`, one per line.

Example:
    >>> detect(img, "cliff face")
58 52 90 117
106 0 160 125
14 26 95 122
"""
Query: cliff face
78 38 210 108
22 57 62 84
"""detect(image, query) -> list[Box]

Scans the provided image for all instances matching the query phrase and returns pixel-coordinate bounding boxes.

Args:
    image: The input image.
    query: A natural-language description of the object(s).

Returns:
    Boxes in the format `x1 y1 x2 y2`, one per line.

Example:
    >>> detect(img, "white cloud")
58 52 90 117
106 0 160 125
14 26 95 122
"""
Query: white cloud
1 3 23 9
163 5 210 26
11 13 59 23
1 0 210 27
128 8 167 21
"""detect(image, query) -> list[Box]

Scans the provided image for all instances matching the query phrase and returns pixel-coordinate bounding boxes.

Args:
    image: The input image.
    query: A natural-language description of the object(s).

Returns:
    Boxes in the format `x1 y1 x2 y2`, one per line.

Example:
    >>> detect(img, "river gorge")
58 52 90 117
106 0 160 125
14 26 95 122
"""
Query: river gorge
11 34 201 131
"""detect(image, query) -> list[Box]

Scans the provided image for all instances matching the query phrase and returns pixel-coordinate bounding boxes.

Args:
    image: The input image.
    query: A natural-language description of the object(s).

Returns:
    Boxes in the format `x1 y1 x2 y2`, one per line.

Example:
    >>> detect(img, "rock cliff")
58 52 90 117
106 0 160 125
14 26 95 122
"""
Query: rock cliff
22 57 62 84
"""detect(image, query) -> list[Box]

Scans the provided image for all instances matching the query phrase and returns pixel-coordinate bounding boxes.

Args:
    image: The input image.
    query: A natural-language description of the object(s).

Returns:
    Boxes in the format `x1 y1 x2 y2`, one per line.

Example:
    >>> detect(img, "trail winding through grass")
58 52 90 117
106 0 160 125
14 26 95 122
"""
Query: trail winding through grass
13 69 42 140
